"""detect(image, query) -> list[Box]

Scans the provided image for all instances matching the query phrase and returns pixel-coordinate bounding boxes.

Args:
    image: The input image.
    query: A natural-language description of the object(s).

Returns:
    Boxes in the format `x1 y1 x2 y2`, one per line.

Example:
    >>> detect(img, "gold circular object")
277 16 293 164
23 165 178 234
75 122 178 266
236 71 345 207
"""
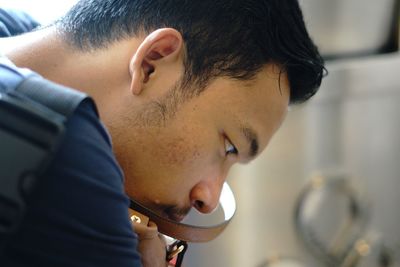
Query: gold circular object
131 215 142 224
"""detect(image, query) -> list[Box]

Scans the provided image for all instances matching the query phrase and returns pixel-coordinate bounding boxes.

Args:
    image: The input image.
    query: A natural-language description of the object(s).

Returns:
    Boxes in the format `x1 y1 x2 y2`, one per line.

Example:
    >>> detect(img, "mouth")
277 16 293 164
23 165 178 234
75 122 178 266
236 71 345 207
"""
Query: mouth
166 213 186 222
163 207 191 223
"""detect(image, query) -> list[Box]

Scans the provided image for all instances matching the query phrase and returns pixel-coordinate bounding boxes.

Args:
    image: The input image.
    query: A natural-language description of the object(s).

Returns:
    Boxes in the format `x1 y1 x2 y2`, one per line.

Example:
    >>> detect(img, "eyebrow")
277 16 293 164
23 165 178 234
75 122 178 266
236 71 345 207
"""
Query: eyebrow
241 126 259 158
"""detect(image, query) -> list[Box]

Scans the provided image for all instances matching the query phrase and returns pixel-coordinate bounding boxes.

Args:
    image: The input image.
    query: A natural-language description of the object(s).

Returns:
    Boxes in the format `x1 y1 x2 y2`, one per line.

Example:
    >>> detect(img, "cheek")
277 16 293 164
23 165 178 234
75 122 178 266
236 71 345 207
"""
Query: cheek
160 135 201 167
161 134 226 183
155 119 207 167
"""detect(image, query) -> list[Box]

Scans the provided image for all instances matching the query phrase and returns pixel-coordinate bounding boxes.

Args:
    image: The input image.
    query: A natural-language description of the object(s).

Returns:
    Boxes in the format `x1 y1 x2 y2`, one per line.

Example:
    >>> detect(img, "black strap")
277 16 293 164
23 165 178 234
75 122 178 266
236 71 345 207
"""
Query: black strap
174 241 188 267
0 75 90 253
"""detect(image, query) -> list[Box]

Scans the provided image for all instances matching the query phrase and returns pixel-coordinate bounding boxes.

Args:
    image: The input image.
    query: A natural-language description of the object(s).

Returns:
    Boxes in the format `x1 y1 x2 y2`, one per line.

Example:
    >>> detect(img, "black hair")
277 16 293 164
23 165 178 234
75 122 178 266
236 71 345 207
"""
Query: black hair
58 0 325 103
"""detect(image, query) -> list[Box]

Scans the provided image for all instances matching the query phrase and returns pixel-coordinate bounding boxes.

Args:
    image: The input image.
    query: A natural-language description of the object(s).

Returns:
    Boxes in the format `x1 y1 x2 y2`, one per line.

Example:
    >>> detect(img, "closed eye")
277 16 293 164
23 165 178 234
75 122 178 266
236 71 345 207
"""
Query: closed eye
224 137 238 156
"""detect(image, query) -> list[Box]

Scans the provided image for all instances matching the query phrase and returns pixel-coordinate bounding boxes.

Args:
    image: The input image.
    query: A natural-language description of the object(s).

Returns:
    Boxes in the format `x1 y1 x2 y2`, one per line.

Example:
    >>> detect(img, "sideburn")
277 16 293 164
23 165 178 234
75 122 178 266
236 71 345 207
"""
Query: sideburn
132 79 191 127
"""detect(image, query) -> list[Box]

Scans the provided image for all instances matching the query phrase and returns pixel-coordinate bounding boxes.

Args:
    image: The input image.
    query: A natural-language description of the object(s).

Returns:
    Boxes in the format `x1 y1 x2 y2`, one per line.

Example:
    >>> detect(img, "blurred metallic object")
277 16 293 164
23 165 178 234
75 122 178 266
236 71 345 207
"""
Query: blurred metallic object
294 172 369 266
299 0 399 57
305 52 400 267
339 232 399 267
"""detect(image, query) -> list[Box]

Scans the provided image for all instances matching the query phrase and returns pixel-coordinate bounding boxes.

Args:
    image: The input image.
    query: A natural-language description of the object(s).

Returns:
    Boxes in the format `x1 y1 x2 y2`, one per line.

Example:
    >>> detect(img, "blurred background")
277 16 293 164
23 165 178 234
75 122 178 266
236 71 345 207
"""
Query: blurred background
188 1 400 266
1 0 399 266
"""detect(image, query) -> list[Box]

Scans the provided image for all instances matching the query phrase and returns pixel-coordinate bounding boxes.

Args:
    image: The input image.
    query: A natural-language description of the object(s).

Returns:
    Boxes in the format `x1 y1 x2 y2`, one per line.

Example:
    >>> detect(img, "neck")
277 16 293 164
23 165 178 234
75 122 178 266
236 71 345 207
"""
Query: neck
0 26 137 120
1 26 71 81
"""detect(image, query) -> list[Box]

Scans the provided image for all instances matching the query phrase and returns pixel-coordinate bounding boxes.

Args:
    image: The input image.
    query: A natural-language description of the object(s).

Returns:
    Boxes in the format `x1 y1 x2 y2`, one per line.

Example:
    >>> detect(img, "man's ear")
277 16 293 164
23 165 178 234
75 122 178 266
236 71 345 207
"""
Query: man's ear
129 28 183 95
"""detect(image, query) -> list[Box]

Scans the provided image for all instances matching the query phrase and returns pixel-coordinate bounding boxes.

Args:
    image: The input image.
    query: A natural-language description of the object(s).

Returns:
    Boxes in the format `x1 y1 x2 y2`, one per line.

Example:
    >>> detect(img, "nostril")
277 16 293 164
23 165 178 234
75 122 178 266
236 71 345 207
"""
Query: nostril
194 200 204 211
190 181 222 214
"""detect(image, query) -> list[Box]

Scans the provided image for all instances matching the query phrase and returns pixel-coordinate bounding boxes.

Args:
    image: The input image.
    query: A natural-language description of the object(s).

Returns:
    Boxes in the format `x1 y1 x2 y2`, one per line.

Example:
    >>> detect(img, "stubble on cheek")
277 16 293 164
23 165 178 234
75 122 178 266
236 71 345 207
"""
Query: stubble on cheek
160 135 201 167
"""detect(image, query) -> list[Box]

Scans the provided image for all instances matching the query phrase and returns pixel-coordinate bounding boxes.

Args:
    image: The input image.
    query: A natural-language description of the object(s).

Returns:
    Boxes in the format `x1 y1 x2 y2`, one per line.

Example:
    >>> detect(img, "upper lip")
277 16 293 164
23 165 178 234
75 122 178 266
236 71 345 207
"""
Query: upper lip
163 208 190 223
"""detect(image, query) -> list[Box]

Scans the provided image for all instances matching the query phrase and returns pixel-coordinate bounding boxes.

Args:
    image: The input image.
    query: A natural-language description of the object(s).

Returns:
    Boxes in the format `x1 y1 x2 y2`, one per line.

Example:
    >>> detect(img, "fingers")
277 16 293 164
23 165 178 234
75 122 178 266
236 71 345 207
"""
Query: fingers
134 221 159 240
132 220 168 267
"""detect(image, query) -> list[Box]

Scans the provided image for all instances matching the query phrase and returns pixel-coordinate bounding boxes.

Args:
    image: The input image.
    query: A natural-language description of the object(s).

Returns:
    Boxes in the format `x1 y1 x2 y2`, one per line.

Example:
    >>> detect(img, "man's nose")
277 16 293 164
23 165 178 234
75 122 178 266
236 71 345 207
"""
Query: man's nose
189 178 224 214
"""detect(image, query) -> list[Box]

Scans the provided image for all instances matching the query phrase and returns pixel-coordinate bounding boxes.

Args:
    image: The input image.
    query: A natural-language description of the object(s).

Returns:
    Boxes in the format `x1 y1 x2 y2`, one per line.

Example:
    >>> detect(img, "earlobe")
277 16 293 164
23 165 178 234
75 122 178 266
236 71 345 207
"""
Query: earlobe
128 28 183 96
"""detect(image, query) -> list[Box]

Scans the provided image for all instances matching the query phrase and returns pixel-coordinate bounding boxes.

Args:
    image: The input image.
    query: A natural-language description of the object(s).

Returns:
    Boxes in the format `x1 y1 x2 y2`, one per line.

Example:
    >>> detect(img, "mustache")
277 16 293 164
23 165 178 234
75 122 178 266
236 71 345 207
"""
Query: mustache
163 205 192 221
130 198 192 222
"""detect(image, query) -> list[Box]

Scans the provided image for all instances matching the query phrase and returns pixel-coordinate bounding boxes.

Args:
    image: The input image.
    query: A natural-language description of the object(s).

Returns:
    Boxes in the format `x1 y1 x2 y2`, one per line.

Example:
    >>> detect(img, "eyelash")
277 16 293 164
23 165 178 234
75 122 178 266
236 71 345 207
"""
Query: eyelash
224 137 238 156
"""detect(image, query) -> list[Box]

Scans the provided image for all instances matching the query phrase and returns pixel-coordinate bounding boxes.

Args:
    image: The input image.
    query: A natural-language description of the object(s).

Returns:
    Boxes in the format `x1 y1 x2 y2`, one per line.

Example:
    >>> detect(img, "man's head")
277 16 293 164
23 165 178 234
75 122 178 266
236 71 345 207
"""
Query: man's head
56 0 324 220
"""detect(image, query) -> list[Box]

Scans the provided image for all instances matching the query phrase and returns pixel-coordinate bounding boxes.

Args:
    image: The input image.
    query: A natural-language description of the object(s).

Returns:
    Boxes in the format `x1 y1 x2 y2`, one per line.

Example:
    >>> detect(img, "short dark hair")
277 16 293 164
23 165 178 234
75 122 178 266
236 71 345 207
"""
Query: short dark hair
58 0 325 103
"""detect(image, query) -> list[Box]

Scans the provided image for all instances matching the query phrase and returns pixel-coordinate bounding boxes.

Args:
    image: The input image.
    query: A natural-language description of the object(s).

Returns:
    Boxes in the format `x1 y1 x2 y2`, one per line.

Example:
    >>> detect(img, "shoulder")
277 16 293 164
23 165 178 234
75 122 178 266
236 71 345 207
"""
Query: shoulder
0 57 36 92
1 65 141 265
38 101 142 265
54 99 125 190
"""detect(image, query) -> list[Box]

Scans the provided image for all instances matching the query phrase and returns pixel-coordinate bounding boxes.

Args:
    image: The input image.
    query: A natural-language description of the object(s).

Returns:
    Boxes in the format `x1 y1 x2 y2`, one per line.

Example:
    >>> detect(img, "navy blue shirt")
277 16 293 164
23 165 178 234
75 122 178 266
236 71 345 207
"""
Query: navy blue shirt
0 9 141 267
